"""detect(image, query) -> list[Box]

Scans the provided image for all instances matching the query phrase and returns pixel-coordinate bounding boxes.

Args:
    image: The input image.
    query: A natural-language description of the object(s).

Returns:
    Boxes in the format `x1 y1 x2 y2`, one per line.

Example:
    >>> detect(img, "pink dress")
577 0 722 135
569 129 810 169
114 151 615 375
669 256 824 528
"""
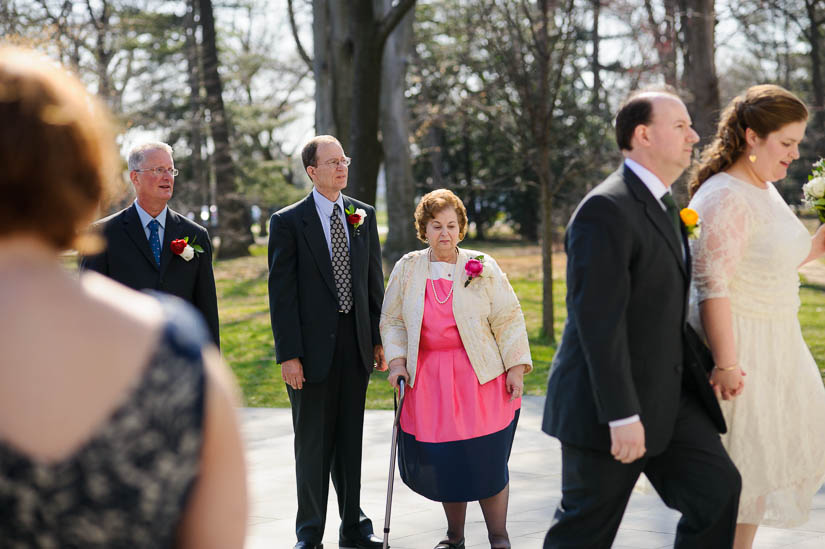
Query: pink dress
397 264 520 502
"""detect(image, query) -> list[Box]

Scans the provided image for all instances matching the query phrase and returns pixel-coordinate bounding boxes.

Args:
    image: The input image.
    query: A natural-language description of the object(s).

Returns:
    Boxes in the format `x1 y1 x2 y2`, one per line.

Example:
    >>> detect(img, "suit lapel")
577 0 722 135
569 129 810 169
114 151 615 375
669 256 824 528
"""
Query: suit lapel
159 209 182 275
301 194 338 298
623 166 687 277
123 204 160 271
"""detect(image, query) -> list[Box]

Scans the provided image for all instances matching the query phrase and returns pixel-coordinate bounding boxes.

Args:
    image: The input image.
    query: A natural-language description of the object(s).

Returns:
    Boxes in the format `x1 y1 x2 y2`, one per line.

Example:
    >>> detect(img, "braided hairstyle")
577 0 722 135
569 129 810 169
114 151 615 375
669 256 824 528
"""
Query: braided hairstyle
688 84 808 197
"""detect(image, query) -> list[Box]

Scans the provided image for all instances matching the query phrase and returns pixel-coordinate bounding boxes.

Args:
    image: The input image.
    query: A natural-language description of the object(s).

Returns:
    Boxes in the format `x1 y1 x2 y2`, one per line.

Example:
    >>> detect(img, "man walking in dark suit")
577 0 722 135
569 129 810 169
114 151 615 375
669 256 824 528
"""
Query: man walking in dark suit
80 142 220 347
268 135 386 549
542 90 741 548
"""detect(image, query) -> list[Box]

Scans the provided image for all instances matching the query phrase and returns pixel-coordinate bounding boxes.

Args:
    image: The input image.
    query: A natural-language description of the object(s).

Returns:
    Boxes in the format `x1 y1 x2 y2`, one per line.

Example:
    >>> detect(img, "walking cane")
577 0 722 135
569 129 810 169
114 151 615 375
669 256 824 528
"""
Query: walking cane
382 378 406 549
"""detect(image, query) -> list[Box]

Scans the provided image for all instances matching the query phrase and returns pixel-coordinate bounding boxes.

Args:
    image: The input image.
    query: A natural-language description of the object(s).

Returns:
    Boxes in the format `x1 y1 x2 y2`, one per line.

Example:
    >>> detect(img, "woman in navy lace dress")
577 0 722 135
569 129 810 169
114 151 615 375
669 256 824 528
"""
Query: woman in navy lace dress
0 46 247 548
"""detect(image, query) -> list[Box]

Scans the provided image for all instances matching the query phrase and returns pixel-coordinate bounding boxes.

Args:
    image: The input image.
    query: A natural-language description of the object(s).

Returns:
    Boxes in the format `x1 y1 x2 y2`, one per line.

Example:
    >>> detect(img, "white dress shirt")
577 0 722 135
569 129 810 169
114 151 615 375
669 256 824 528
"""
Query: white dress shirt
312 187 351 257
134 201 168 244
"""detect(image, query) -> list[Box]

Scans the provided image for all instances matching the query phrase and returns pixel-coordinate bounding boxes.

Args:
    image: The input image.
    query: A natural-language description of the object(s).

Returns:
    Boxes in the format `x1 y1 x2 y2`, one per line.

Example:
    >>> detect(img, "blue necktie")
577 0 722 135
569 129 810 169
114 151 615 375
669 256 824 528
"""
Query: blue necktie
148 219 161 265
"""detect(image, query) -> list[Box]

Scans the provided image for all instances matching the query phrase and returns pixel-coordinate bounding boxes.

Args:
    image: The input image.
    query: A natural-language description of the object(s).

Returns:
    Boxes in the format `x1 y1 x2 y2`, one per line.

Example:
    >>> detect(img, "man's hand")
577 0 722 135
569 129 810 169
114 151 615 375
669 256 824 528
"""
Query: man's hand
281 358 305 390
373 344 388 372
609 421 646 464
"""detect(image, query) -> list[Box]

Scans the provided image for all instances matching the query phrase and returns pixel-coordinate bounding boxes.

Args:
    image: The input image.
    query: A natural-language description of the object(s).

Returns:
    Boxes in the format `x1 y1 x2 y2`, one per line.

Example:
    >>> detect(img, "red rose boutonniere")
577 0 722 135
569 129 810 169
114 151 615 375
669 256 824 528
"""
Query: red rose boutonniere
464 255 485 287
170 236 204 262
345 204 367 236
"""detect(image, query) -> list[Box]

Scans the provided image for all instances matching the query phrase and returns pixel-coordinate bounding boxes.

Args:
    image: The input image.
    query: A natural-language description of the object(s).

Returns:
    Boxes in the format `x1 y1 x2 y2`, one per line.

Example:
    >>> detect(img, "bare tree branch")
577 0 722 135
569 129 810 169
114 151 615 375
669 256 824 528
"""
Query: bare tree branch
377 0 417 49
287 0 312 71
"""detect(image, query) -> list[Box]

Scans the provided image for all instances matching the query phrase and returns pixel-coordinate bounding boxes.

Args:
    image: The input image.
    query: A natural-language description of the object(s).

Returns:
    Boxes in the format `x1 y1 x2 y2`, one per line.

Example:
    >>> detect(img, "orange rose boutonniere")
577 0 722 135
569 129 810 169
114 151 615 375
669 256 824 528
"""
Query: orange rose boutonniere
680 208 701 239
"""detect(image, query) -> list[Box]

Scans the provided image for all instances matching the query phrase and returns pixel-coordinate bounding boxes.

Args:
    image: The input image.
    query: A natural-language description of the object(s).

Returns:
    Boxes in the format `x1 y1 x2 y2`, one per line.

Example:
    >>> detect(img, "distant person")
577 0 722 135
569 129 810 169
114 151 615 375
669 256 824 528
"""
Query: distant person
542 89 741 548
80 141 220 347
268 135 386 549
0 46 246 547
687 84 825 549
381 189 532 549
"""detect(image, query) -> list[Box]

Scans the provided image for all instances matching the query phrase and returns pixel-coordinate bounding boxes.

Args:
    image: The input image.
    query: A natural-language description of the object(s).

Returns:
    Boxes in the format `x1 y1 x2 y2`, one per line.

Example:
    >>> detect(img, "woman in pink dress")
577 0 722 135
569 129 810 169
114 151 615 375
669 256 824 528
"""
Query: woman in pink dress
380 189 532 549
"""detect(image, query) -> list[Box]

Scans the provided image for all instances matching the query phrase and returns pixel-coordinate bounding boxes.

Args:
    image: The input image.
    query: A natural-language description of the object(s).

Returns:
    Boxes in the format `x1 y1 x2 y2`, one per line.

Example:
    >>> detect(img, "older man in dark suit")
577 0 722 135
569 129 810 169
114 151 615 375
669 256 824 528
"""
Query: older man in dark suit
80 142 219 346
542 91 742 548
268 135 386 549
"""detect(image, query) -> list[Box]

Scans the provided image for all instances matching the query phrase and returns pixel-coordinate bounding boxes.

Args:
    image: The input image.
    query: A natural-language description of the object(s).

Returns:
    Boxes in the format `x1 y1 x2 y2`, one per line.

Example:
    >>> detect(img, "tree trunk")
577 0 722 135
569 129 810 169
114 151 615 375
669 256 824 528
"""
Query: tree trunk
348 1 384 202
198 0 253 258
185 0 208 207
540 169 555 344
311 0 416 205
591 0 601 110
679 0 719 144
381 2 418 265
805 0 825 137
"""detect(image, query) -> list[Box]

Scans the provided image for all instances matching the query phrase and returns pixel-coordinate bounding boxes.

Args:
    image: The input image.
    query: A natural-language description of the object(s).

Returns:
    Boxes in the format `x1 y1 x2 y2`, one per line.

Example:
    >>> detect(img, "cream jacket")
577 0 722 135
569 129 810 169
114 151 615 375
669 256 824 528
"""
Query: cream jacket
380 247 532 387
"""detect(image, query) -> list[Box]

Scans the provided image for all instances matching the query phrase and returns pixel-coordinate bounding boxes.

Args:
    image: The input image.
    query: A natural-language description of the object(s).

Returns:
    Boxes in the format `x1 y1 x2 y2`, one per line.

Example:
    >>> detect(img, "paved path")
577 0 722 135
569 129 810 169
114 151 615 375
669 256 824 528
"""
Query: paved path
243 396 825 548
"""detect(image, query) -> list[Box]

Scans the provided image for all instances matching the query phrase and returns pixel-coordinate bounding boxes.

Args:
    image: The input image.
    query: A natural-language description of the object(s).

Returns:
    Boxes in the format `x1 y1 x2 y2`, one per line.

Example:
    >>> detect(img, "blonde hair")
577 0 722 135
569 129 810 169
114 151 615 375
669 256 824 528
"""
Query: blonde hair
413 189 468 243
688 84 808 197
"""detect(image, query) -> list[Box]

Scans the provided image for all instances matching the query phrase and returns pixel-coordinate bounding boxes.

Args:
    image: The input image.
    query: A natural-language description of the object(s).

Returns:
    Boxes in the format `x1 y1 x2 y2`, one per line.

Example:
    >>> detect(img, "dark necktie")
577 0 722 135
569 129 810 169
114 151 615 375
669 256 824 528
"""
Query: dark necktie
660 192 682 240
330 204 353 313
148 219 161 265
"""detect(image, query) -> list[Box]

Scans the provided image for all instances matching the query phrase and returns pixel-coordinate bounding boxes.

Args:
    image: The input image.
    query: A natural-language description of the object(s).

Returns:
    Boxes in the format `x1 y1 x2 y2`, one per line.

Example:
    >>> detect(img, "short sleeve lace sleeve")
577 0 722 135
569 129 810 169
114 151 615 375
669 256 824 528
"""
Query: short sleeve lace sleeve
689 179 753 302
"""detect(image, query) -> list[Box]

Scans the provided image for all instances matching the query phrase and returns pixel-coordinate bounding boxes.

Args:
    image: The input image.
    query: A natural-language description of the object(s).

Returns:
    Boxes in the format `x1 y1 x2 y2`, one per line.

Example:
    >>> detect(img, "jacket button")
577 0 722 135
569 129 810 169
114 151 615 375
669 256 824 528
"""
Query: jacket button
675 364 683 374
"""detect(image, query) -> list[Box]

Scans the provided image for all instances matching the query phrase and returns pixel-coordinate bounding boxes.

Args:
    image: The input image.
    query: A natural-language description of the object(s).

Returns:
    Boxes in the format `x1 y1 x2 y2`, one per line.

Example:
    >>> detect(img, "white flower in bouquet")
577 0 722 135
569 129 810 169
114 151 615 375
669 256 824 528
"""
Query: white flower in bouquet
803 176 825 201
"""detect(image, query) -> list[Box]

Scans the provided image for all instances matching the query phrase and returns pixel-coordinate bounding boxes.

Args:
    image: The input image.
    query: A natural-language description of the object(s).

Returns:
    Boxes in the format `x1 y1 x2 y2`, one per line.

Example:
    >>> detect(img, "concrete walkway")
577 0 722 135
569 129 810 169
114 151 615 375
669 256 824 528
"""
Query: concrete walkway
242 396 825 548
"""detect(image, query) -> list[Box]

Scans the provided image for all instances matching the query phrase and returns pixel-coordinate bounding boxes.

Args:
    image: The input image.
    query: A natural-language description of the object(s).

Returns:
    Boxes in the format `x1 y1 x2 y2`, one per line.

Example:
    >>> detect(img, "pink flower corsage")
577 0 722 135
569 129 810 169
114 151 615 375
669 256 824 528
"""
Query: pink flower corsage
464 255 485 287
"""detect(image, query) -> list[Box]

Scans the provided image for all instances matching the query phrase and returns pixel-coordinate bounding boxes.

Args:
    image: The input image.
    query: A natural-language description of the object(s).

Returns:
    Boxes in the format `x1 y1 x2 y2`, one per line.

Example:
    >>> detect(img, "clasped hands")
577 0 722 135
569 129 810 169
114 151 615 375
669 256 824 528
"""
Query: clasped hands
281 344 388 390
709 365 746 400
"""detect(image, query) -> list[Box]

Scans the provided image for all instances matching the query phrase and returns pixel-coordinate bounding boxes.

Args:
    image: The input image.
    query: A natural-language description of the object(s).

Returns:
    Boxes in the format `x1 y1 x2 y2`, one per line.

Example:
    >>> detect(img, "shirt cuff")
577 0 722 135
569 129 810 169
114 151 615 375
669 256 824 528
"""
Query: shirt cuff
608 415 641 428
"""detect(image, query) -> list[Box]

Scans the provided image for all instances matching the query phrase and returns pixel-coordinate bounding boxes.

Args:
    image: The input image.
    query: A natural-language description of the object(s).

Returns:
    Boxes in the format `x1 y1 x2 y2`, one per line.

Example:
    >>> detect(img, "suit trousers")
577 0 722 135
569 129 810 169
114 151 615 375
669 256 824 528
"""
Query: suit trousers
288 311 372 544
544 394 741 549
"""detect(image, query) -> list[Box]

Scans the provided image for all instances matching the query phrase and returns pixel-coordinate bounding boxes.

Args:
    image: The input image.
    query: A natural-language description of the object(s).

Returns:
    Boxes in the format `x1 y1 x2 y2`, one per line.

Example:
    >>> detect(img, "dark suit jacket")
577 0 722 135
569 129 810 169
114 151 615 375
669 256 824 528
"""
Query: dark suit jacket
542 165 724 456
80 203 220 347
268 192 384 382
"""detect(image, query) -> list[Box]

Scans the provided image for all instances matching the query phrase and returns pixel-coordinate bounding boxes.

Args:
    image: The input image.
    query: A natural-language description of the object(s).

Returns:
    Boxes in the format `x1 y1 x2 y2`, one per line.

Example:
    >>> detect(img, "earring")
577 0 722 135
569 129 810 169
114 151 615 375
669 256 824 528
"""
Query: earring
748 153 757 163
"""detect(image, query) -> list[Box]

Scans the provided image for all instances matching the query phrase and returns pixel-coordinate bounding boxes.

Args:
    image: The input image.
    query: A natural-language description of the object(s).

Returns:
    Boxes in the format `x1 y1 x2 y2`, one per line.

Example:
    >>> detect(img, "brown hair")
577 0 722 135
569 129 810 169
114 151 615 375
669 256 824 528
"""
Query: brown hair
688 84 808 197
615 86 682 151
413 189 468 243
301 135 342 171
0 46 118 250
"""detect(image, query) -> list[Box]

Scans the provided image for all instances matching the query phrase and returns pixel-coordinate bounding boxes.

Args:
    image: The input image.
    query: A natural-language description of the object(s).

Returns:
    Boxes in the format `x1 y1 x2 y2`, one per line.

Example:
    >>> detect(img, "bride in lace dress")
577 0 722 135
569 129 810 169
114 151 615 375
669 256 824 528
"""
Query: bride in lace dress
687 84 825 549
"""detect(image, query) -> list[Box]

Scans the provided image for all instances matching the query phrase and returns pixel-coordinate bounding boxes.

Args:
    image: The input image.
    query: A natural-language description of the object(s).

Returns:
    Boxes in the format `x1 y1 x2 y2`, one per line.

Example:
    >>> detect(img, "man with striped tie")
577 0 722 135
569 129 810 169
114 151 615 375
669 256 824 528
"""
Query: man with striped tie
80 142 219 347
268 135 386 549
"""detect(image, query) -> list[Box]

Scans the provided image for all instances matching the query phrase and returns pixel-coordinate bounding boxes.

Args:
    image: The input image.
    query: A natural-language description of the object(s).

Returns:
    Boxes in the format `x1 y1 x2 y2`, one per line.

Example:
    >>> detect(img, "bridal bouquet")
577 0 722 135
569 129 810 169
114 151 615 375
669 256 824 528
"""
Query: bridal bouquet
802 158 825 223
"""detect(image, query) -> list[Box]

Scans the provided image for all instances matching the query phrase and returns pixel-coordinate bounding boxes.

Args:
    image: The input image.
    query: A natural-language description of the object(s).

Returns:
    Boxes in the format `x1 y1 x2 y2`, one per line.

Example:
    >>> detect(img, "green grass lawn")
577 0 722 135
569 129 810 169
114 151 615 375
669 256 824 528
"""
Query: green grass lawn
219 244 825 409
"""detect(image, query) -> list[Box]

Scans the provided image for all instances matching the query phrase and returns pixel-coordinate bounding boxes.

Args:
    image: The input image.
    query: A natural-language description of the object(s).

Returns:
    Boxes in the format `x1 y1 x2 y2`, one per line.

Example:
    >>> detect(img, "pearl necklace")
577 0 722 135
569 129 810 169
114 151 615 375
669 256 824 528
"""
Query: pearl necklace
428 248 457 305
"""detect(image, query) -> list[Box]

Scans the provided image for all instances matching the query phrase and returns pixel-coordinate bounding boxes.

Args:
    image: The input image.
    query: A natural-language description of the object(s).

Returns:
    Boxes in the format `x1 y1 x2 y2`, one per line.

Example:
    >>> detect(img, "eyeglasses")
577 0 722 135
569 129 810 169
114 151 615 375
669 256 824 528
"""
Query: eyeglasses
317 156 351 169
135 167 179 177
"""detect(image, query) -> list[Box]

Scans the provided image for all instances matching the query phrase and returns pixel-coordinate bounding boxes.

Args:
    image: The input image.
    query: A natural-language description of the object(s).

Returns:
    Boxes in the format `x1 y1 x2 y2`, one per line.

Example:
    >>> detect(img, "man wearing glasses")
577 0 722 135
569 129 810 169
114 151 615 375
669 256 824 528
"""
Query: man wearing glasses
81 141 220 346
269 135 386 548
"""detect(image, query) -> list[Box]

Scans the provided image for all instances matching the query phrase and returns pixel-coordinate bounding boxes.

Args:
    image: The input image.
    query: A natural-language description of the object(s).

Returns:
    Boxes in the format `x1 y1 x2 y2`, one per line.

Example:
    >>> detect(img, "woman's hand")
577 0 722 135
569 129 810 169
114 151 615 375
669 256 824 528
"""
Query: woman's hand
387 358 410 389
709 366 746 400
506 364 526 401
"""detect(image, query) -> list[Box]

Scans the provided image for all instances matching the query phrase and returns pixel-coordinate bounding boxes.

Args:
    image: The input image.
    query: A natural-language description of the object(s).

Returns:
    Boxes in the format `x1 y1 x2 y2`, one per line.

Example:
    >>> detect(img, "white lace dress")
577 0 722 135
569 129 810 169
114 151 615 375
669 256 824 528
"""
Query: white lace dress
688 172 825 527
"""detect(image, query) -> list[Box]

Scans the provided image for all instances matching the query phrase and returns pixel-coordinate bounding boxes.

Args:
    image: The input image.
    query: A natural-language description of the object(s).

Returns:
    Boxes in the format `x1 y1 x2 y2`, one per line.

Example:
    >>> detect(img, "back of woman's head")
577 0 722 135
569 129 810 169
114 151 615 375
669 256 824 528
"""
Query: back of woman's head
0 46 117 250
688 84 808 197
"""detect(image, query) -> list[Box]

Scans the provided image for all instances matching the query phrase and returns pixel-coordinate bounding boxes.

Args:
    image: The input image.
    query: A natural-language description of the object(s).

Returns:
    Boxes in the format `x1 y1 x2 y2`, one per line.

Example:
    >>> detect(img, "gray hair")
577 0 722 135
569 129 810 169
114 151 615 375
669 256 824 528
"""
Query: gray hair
127 141 173 171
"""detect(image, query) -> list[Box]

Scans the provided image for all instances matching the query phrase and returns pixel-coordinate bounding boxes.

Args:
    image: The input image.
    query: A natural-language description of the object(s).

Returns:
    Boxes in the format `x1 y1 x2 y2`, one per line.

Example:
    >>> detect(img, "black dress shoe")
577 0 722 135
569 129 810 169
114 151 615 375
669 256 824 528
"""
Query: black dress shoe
338 532 384 548
434 538 465 549
293 542 323 549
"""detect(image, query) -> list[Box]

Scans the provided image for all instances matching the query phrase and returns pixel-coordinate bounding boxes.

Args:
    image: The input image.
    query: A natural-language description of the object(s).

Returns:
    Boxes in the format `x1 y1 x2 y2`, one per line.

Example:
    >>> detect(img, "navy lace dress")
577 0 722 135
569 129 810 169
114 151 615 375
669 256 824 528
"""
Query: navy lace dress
0 298 207 548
